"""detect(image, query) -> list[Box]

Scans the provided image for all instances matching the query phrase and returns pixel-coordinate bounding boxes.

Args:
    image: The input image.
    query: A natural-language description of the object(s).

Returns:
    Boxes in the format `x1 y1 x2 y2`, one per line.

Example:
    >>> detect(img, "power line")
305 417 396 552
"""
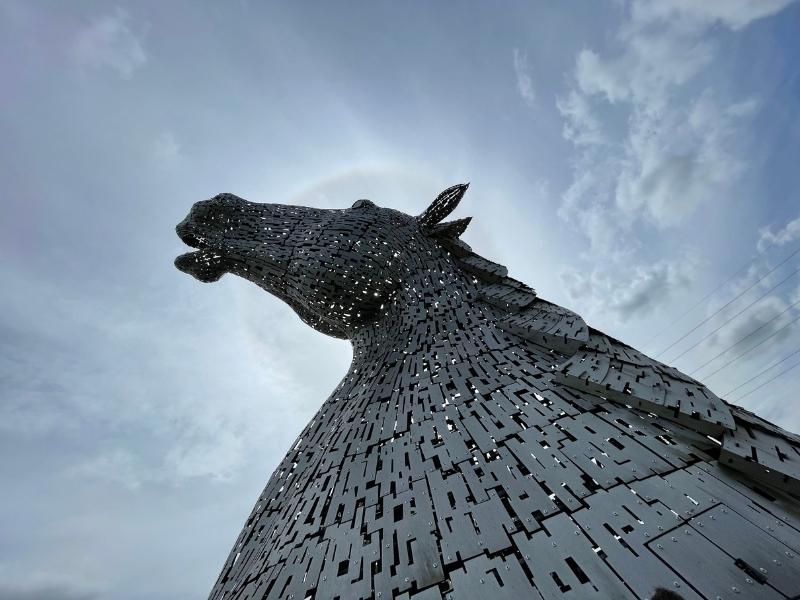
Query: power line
689 297 800 376
723 348 800 397
653 245 800 359
699 312 800 380
732 358 800 402
664 266 800 364
641 260 753 352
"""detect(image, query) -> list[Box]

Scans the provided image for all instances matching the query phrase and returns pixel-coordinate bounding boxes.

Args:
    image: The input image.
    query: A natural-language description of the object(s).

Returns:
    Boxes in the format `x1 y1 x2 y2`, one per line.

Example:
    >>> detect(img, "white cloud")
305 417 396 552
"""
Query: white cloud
552 0 791 328
705 294 796 356
758 215 800 252
70 449 150 490
630 0 796 31
609 259 696 316
555 90 606 146
615 91 755 227
556 0 783 254
512 49 536 106
562 257 696 321
682 253 800 382
574 29 715 111
70 8 147 79
164 429 245 482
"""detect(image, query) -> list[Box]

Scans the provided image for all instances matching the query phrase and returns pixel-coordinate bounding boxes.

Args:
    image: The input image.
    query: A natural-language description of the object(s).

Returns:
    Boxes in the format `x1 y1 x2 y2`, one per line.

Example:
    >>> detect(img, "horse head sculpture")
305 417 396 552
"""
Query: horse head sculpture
174 183 800 600
175 184 471 339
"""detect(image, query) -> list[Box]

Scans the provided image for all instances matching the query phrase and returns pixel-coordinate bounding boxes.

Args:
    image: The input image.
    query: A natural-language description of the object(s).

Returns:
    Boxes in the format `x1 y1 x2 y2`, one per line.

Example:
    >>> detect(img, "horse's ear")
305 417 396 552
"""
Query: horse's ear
418 183 469 228
428 217 471 239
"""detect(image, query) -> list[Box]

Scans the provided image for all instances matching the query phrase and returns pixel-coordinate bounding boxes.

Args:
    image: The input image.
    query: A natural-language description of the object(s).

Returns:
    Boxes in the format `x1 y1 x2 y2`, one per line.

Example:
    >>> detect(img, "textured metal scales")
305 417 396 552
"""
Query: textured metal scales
175 185 800 600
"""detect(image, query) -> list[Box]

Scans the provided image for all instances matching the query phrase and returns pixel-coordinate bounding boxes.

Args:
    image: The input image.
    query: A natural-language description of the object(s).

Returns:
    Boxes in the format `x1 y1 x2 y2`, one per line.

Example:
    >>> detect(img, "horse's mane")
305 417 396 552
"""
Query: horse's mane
435 234 590 356
434 232 800 456
417 186 799 479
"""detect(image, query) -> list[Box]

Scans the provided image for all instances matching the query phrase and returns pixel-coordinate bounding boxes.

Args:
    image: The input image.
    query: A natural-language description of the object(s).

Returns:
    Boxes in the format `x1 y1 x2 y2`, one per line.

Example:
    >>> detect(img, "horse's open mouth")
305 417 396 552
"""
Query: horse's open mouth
175 224 226 283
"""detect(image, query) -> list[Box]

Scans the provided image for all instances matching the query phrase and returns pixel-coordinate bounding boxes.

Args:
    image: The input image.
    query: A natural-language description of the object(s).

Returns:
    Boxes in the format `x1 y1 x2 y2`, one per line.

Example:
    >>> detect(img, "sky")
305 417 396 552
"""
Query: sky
1 1 799 598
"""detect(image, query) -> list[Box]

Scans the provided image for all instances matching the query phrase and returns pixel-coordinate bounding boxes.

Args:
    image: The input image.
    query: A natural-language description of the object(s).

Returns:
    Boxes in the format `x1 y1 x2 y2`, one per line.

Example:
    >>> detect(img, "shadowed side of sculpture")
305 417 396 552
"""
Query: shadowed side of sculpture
176 185 800 600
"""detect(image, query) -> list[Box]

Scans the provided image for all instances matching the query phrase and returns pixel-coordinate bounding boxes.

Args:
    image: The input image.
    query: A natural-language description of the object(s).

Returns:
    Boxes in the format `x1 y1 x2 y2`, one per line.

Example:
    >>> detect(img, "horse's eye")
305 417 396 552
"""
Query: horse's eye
351 199 375 209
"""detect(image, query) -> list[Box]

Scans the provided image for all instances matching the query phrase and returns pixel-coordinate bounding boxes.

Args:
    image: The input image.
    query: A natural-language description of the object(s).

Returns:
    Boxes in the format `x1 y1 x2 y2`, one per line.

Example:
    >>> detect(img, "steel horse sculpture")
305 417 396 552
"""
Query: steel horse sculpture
176 184 800 600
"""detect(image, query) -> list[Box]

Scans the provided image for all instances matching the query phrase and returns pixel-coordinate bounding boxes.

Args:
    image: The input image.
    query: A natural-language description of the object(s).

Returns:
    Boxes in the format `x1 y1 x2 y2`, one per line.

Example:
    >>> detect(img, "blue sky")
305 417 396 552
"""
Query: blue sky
1 1 799 598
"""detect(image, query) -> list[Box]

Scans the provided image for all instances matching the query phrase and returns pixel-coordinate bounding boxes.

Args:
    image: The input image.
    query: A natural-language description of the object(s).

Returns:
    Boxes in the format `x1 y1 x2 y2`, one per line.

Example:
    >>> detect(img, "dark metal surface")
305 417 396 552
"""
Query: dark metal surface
176 184 800 600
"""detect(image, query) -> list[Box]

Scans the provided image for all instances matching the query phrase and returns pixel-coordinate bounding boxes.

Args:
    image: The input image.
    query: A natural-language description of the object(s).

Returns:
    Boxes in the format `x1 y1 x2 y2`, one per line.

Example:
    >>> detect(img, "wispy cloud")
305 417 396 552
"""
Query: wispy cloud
558 3 771 243
70 8 147 79
0 264 345 488
758 215 800 252
630 0 796 31
554 0 791 323
662 221 800 379
562 257 697 319
704 294 796 358
512 49 536 106
555 90 606 147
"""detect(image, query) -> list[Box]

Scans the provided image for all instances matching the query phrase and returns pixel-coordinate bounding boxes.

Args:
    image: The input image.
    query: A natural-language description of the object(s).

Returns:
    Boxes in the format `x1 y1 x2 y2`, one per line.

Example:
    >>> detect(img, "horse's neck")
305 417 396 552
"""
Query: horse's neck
301 258 538 467
345 258 515 397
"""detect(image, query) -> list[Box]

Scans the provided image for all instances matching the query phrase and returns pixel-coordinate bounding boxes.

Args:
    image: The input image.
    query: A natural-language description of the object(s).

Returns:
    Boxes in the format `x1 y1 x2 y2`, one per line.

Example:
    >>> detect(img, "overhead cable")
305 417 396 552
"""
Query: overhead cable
654 246 800 359
723 347 800 398
689 297 800 376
